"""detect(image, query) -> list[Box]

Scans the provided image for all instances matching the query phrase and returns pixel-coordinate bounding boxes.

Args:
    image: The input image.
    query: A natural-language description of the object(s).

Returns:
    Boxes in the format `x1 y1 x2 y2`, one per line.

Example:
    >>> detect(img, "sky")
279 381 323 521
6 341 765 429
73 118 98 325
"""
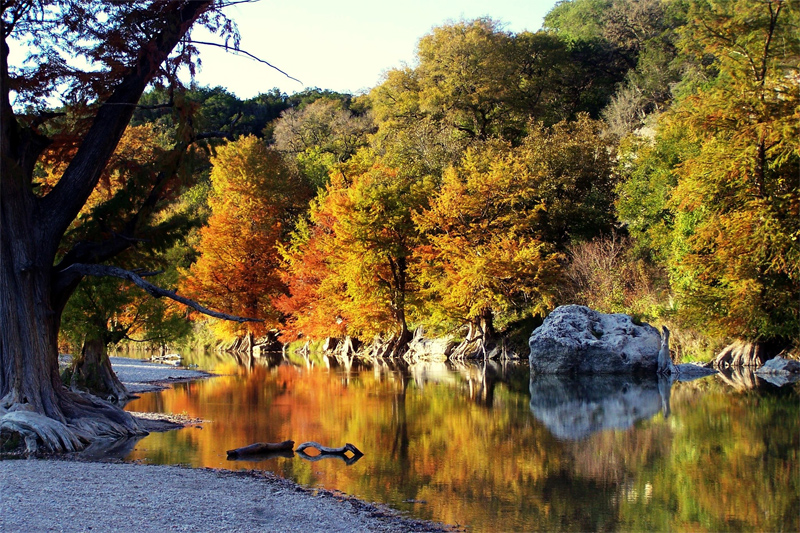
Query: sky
191 0 561 99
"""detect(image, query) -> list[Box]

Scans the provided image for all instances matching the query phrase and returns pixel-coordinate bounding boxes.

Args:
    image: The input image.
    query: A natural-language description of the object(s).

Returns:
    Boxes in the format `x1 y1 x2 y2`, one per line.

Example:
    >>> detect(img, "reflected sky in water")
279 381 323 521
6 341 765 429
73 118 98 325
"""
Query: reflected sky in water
123 353 799 532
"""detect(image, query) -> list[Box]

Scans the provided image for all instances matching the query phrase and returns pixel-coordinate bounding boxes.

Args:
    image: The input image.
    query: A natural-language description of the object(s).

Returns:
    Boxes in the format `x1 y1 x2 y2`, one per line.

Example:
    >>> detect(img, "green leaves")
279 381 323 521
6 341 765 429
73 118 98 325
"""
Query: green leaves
618 0 800 341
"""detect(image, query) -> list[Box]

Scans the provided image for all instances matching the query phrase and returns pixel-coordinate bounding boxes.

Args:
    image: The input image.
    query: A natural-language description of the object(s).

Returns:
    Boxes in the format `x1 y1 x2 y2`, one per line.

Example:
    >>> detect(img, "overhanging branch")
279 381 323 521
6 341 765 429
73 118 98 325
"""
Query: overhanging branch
59 263 262 323
189 39 302 85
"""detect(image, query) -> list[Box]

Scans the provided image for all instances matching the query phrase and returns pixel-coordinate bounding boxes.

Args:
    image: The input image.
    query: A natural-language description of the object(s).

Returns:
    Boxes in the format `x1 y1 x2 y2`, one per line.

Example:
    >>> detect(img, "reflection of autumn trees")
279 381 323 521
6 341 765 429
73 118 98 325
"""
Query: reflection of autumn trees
126 366 798 532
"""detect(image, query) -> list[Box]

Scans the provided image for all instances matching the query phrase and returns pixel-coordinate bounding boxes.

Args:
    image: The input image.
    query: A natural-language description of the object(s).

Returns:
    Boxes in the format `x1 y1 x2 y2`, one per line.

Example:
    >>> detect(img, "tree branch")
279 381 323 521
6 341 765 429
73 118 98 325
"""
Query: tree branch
58 263 262 323
189 39 302 85
40 1 214 242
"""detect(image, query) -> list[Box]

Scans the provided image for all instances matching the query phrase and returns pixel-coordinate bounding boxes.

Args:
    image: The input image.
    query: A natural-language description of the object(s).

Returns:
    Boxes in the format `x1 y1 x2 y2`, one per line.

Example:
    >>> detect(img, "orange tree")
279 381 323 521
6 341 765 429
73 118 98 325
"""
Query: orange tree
277 154 434 353
181 135 310 341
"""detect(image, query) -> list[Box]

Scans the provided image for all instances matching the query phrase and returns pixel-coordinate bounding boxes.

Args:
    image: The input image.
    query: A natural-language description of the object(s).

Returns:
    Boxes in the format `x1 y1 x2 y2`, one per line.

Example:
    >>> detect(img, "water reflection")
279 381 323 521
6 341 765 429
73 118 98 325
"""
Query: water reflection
78 435 143 460
715 365 800 389
120 352 799 532
529 374 667 440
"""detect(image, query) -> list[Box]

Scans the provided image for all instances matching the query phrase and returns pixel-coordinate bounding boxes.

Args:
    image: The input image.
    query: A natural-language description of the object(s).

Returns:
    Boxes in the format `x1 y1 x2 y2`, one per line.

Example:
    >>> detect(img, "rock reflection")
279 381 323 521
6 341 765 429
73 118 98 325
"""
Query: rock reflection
529 374 669 440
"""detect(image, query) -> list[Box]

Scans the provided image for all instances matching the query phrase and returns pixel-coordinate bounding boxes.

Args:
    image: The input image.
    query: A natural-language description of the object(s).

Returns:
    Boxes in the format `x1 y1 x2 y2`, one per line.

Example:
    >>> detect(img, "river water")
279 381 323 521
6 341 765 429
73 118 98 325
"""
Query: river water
123 351 799 532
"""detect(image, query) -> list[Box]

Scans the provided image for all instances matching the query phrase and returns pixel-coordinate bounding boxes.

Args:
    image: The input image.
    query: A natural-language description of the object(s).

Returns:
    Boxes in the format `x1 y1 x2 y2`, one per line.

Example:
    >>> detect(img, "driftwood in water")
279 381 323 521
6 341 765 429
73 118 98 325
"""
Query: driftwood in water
295 441 364 465
226 440 294 458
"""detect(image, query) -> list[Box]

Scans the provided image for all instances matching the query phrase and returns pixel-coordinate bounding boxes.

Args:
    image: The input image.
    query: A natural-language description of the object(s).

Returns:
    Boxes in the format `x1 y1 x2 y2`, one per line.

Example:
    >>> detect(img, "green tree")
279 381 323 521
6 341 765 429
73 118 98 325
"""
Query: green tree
618 0 800 343
369 17 627 177
666 0 800 342
546 0 689 137
273 97 374 188
61 273 191 402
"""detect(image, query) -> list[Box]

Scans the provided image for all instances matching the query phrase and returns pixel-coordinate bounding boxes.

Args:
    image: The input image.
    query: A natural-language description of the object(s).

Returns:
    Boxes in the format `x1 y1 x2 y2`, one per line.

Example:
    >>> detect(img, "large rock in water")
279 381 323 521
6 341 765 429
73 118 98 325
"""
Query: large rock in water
529 305 661 374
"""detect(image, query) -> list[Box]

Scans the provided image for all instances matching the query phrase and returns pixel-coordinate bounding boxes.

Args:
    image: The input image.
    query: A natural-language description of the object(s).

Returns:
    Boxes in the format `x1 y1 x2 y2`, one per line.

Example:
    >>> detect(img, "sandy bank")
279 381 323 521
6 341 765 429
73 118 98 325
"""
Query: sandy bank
0 459 447 532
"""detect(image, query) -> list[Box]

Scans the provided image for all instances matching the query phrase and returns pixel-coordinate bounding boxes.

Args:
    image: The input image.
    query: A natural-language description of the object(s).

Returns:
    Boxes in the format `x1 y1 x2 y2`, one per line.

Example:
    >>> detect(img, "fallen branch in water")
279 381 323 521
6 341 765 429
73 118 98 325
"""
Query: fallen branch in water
295 441 363 456
295 442 364 466
226 440 295 458
227 449 295 461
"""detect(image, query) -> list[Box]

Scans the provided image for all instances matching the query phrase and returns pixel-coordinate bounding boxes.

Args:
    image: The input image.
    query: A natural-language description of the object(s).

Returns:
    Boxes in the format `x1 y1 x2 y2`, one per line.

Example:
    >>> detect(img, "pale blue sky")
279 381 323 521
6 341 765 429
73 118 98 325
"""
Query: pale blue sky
193 0 560 98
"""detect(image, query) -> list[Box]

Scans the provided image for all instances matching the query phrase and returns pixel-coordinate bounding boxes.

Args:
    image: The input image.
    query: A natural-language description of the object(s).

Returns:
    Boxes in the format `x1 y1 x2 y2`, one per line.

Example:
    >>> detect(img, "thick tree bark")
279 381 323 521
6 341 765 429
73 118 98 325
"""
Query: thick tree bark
0 215 64 421
0 1 214 454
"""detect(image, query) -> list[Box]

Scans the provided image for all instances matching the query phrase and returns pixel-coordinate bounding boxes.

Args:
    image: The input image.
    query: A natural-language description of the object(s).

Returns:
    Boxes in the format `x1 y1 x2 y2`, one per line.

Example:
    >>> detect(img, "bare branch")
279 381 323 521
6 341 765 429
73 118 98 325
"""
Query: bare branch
189 39 302 85
60 263 262 323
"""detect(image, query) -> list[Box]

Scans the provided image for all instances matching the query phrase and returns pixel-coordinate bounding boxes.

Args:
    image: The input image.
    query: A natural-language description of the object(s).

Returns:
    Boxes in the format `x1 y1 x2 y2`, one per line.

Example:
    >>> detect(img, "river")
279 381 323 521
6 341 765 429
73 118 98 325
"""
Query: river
123 351 799 532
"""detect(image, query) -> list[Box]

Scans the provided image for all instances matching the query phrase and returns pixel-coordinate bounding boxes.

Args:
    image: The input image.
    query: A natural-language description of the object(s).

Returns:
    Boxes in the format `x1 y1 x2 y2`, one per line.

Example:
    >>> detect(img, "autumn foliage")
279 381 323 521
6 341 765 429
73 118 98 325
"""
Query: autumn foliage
276 158 432 343
43 0 800 358
181 135 309 338
415 115 615 334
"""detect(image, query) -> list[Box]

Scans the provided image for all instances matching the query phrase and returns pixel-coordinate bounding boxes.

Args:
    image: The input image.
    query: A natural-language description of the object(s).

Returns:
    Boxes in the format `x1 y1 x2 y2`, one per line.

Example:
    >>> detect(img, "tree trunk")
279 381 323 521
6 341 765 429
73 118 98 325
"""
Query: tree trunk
0 216 143 453
0 221 65 423
389 321 413 358
69 338 131 403
1 1 213 454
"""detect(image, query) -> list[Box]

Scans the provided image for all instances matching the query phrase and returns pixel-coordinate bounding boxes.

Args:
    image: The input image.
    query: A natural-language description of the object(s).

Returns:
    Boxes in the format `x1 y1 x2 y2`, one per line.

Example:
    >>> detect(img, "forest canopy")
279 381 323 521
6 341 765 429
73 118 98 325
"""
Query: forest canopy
53 0 800 360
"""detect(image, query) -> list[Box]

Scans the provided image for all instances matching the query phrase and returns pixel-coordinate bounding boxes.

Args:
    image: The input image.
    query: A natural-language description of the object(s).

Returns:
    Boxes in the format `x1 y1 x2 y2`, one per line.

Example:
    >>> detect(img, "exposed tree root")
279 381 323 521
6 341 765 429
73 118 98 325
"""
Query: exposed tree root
0 389 146 455
711 340 785 369
449 335 504 360
0 410 86 454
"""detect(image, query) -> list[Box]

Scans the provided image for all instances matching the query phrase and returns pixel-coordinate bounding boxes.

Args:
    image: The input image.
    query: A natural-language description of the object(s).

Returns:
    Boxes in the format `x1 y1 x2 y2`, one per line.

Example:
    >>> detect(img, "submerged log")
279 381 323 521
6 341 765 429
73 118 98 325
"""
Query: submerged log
295 441 363 455
226 440 294 458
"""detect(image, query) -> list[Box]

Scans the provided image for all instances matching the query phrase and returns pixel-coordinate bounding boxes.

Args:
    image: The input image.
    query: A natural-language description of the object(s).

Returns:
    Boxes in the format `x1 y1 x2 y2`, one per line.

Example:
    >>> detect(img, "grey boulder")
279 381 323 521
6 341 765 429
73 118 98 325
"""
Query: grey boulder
529 305 661 374
754 356 800 387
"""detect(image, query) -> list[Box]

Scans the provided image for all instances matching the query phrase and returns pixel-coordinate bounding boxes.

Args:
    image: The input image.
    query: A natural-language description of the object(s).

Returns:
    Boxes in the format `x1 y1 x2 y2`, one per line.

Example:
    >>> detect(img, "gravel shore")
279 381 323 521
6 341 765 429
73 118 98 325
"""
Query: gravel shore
0 358 449 532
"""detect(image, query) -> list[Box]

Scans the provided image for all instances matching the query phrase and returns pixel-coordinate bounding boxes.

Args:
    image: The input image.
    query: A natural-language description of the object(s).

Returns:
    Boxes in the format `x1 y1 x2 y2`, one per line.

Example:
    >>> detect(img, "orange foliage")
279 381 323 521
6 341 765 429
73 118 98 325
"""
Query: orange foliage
181 135 310 338
276 160 432 341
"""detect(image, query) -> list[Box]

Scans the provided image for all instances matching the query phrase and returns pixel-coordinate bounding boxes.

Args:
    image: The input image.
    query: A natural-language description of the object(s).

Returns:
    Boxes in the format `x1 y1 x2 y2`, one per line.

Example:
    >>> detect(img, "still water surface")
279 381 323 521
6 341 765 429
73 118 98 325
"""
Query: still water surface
123 352 799 532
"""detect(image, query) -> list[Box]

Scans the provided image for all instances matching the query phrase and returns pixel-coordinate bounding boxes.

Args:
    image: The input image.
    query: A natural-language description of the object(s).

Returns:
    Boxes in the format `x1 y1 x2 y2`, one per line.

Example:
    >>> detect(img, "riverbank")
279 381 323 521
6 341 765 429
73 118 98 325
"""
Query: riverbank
0 459 449 532
1 357 450 532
